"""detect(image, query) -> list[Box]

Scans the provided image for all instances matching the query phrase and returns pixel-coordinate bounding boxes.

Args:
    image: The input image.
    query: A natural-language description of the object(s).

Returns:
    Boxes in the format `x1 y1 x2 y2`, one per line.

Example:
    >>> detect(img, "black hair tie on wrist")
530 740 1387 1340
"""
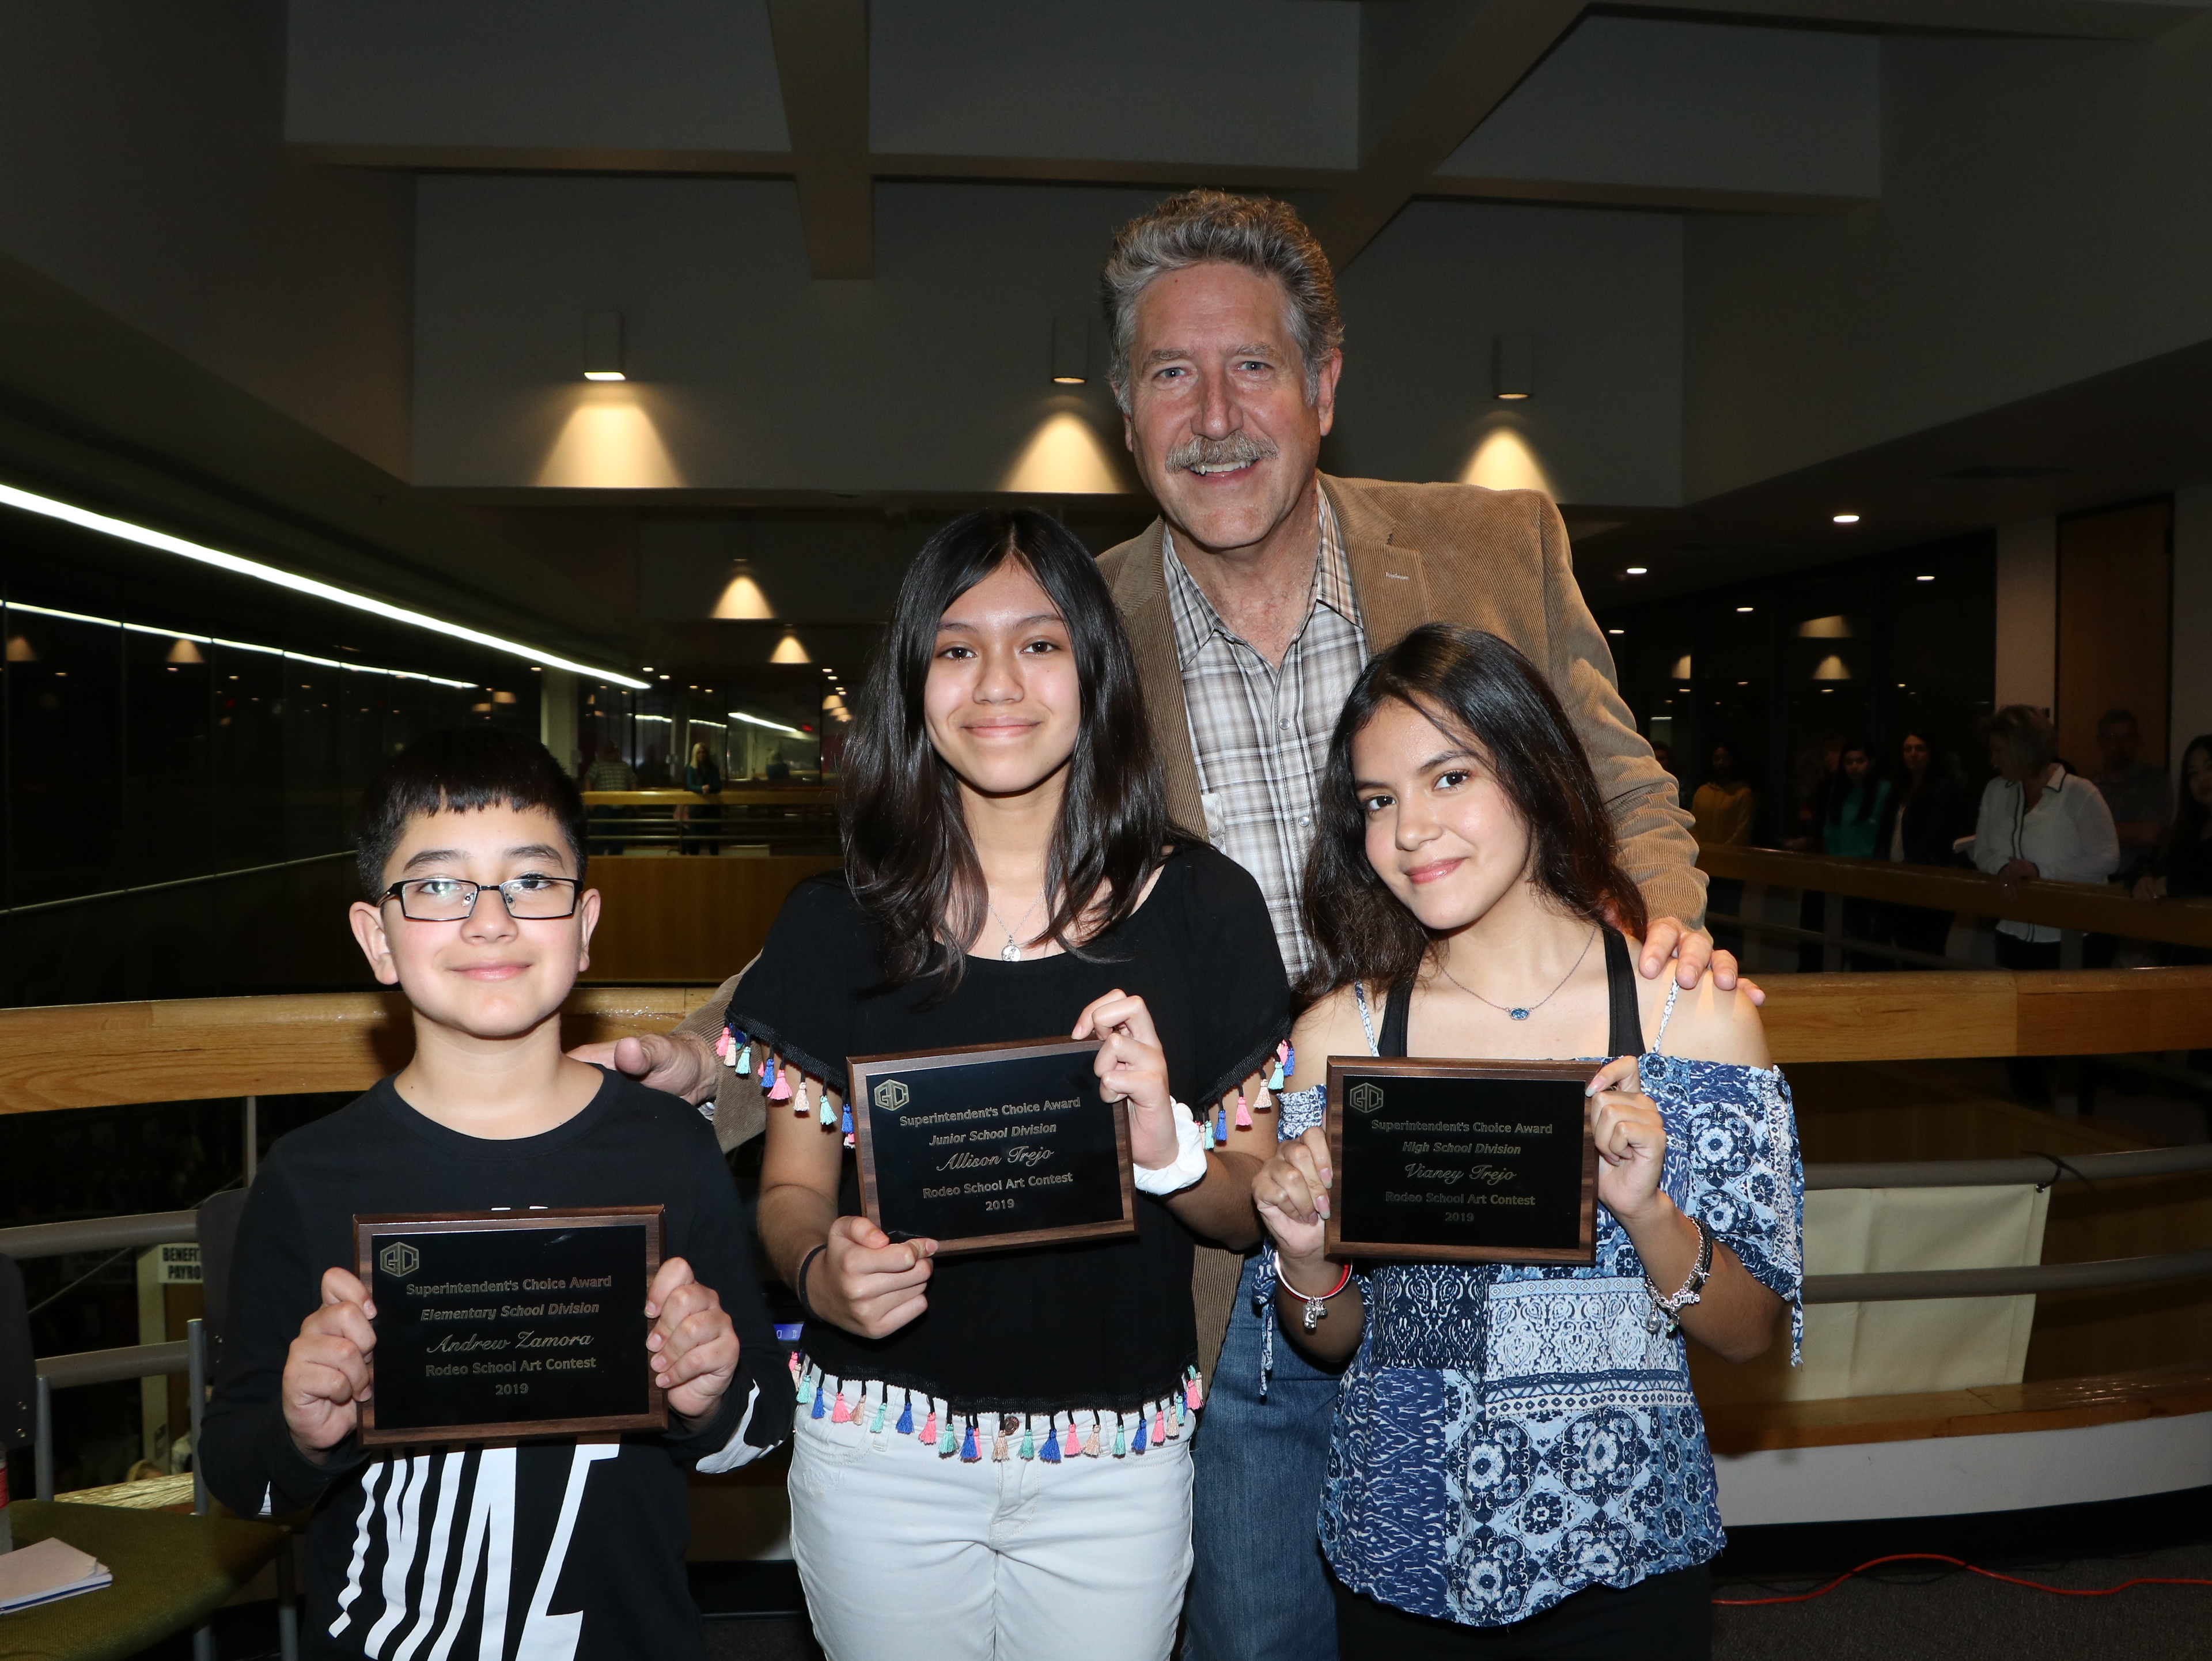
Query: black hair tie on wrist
795 1242 829 1323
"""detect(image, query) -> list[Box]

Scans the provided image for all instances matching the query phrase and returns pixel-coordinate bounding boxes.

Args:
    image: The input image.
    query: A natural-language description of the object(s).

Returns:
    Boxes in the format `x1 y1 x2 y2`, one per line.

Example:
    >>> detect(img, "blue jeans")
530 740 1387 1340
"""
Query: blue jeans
1185 1257 1340 1661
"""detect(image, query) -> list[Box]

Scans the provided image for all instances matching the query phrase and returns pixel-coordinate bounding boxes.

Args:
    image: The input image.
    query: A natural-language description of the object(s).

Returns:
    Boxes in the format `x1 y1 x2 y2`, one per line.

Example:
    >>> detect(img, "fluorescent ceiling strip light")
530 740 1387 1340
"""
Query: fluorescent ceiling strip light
5 601 475 688
633 713 673 723
0 481 647 689
729 710 805 736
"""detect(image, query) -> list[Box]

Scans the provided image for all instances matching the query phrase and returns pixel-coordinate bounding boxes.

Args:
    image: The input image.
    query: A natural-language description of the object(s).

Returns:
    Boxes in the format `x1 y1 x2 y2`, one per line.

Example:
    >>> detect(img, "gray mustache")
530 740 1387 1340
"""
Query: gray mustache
1164 433 1280 472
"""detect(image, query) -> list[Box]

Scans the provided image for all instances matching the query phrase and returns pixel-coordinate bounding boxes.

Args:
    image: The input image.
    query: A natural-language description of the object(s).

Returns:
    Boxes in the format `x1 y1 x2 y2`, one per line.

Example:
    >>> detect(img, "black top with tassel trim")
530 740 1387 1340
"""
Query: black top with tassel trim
727 844 1289 1417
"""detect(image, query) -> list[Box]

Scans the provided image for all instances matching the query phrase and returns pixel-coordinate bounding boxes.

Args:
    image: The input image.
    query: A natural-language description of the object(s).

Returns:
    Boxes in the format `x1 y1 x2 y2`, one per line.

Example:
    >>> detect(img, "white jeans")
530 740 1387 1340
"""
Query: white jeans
789 1401 1194 1661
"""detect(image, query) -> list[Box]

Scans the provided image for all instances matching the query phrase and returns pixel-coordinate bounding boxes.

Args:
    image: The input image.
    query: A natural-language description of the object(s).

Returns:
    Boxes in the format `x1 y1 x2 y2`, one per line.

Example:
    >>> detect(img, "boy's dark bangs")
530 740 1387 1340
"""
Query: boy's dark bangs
356 728 589 898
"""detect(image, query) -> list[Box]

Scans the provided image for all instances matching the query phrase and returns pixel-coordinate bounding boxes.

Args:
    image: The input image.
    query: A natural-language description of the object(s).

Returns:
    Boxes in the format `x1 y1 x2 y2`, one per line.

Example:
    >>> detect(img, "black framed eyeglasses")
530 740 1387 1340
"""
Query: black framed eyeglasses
381 875 581 922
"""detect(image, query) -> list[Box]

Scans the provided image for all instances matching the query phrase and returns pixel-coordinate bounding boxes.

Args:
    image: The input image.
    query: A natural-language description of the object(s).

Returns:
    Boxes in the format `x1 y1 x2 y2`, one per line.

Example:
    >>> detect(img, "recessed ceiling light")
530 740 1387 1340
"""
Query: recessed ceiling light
582 370 626 383
1607 628 1625 636
1736 606 1753 613
1625 567 1647 576
1832 513 1861 524
1916 574 1935 582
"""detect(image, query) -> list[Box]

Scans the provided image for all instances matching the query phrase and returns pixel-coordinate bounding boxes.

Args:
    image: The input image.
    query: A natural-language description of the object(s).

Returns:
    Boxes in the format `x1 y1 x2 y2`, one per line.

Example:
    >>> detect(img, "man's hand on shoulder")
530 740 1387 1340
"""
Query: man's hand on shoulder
645 1257 740 1428
1640 917 1764 1007
569 1032 721 1104
283 1267 376 1463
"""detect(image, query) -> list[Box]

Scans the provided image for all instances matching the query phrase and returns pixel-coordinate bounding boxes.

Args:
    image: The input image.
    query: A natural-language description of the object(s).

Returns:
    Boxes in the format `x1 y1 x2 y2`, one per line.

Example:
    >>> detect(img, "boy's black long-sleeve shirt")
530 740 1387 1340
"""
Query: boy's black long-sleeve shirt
200 1069 791 1661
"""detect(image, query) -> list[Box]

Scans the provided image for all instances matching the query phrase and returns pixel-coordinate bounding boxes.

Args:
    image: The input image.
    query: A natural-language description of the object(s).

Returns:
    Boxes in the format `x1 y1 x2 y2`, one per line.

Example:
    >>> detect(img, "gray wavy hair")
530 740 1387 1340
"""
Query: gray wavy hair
1100 190 1343 413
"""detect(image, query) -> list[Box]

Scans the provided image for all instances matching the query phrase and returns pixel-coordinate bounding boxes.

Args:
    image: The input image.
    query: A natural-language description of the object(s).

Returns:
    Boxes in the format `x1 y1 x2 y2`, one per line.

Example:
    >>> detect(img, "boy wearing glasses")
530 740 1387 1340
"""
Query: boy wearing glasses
200 728 789 1661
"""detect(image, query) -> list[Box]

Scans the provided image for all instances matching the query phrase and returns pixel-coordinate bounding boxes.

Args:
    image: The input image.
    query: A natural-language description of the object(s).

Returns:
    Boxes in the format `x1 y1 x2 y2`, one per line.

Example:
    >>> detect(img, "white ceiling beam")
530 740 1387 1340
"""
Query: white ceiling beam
1596 0 2205 39
765 0 872 278
1312 0 1586 271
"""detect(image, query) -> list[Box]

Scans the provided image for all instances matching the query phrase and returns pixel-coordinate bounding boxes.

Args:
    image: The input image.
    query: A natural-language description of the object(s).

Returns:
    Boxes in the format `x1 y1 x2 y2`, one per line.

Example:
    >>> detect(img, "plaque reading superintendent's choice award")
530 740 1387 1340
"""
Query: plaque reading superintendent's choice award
354 1208 666 1447
849 1038 1137 1257
1325 1059 1597 1263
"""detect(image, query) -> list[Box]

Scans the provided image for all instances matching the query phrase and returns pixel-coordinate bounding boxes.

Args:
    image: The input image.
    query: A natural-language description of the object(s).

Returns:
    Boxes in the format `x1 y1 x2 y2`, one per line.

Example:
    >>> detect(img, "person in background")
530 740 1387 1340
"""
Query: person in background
585 740 639 857
1651 739 1683 806
1691 743 1755 851
1786 733 1842 852
1974 705 2120 1104
1878 730 1963 964
682 739 724 855
585 740 637 792
1692 743 1756 960
1823 738 1889 858
2089 708 2175 886
1823 739 1890 967
2135 734 2212 904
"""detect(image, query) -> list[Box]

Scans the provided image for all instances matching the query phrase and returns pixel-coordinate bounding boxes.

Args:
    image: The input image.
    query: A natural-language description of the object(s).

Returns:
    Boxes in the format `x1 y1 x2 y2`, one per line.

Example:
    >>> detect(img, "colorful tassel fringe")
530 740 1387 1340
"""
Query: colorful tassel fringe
896 1395 915 1437
1234 1092 1253 1130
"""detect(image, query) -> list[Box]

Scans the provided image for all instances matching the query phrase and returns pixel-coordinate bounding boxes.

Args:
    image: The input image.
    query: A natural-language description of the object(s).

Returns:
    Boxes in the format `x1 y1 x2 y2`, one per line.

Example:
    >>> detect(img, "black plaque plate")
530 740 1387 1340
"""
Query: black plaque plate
354 1208 665 1446
847 1038 1135 1257
1324 1058 1596 1263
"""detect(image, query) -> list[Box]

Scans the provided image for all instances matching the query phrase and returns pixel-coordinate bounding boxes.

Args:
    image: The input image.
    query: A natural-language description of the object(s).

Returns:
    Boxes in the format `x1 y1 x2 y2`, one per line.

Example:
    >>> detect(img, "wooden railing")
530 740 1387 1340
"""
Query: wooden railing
6 973 2211 1462
1698 844 2212 952
7 967 2211 1114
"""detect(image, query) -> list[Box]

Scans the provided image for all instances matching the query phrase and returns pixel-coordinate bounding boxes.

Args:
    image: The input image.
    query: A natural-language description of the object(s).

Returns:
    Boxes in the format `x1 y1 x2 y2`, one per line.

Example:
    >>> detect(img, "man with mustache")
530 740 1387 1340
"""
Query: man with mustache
1094 190 1730 1661
583 189 1732 1661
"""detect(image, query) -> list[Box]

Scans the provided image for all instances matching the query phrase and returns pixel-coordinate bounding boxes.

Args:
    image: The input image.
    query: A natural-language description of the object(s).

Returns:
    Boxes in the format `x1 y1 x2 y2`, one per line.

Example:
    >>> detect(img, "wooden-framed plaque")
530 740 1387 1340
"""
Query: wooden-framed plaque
354 1207 666 1447
1324 1058 1597 1263
847 1038 1135 1257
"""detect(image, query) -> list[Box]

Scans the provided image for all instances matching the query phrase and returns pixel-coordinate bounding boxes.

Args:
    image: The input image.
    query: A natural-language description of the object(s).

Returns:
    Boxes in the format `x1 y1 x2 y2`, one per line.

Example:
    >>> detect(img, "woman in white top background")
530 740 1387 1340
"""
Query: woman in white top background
1971 703 2119 1103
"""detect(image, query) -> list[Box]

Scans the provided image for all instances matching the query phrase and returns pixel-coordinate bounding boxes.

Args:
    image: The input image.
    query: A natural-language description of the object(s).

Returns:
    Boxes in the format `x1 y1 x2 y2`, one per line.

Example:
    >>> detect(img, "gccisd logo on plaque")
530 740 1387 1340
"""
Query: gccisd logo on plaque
872 1078 910 1113
1347 1081 1385 1116
378 1240 420 1278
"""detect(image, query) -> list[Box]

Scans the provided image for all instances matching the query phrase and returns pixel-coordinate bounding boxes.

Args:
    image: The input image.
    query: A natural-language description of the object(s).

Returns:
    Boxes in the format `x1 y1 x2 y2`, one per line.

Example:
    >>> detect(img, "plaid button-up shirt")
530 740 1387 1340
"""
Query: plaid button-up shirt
1162 494 1368 979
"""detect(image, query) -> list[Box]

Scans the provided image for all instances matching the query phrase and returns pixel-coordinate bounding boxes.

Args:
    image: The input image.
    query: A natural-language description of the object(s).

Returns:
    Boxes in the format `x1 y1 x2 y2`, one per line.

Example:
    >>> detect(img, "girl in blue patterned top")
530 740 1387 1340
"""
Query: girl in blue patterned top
1253 625 1802 1659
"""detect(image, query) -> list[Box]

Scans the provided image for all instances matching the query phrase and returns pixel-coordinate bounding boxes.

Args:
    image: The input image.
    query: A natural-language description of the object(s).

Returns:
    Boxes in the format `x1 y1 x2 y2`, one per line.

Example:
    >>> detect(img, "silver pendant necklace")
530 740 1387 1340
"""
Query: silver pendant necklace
987 891 1046 962
1439 925 1599 1021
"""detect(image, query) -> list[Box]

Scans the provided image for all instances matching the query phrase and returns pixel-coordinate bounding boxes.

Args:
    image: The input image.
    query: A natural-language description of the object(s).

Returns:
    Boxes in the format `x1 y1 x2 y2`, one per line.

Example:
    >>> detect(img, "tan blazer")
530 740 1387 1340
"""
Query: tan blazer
1099 472 1704 1379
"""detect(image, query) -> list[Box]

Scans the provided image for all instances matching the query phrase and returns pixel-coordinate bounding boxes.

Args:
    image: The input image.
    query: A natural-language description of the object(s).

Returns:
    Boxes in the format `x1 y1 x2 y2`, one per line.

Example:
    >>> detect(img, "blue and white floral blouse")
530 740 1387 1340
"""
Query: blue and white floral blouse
1261 986 1803 1628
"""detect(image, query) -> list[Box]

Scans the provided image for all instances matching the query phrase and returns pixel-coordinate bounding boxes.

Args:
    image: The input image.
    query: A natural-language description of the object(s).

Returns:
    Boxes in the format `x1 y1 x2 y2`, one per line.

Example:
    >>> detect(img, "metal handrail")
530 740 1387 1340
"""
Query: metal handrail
1805 1248 2212 1303
1804 1142 2212 1190
0 1209 199 1259
36 1340 190 1389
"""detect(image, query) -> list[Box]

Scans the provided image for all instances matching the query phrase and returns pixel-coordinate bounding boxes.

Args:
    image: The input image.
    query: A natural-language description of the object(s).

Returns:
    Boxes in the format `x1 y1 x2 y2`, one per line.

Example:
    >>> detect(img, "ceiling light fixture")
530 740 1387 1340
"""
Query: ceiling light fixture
1736 606 1753 613
1606 628 1625 635
1916 574 1935 582
1624 567 1647 576
1050 315 1089 384
584 310 626 381
0 482 649 688
1832 512 1861 524
1493 334 1534 400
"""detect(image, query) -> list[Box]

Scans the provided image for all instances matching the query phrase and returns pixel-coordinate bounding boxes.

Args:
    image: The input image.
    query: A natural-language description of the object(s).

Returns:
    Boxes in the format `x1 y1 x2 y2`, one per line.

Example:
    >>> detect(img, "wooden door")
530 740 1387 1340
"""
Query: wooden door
2057 499 2173 771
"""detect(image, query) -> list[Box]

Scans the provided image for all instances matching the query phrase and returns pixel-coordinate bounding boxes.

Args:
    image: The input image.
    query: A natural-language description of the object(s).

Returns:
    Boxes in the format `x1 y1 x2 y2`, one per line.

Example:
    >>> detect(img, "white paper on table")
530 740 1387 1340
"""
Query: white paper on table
0 1536 115 1612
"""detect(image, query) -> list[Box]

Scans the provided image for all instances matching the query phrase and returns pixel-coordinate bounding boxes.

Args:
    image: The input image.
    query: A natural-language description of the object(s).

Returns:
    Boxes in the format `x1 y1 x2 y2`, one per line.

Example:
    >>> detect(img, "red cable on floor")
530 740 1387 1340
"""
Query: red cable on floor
1715 1552 2212 1606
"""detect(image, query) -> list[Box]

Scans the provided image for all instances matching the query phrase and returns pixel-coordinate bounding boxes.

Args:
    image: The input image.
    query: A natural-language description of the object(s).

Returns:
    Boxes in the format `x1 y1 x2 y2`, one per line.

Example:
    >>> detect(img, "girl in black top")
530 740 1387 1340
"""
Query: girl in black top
724 509 1288 1661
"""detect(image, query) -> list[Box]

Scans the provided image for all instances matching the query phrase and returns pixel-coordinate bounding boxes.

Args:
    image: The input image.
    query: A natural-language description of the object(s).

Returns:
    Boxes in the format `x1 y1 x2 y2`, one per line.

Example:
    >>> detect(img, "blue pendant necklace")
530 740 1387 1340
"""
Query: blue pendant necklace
1439 926 1599 1021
